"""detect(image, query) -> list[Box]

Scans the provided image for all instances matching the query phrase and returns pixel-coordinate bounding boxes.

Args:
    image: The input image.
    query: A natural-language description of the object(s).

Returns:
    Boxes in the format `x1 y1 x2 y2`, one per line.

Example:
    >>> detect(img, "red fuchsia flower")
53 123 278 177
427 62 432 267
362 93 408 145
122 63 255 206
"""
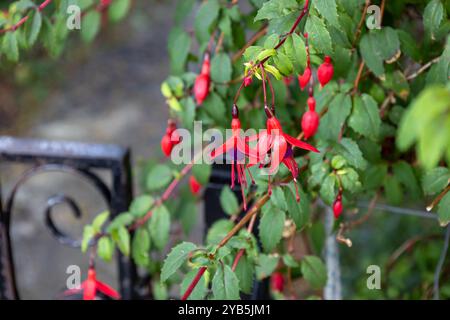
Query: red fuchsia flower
248 106 319 199
317 56 334 87
194 53 211 105
301 96 320 139
100 0 112 6
243 76 253 87
270 272 284 292
297 66 311 90
189 176 201 195
64 267 120 300
333 193 343 219
160 120 180 157
210 105 258 210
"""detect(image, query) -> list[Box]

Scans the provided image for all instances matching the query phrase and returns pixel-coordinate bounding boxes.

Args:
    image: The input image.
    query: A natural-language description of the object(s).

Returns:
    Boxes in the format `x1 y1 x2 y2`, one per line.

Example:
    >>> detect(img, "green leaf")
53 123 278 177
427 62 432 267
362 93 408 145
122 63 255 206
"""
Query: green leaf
283 254 299 268
3 32 19 62
362 163 388 190
92 211 110 232
273 52 294 76
333 138 368 170
106 212 134 232
153 279 168 300
146 164 173 191
288 183 310 228
393 161 421 198
422 167 450 195
320 174 337 205
301 255 327 289
168 27 191 75
130 195 154 218
348 94 381 141
259 204 286 253
212 264 240 300
149 205 171 250
360 32 385 77
207 219 234 245
108 0 131 22
270 186 287 211
194 0 220 48
397 85 450 169
81 225 94 253
27 10 42 46
397 29 421 62
234 254 254 294
317 93 351 141
179 201 198 235
305 15 333 55
211 53 232 83
384 175 403 205
192 163 212 185
98 236 114 262
161 242 197 282
313 0 339 26
202 92 226 123
180 268 208 300
220 186 240 216
283 33 307 73
16 0 35 11
254 0 299 21
437 192 450 226
112 226 130 256
81 11 101 43
256 254 279 280
132 228 151 267
423 0 444 40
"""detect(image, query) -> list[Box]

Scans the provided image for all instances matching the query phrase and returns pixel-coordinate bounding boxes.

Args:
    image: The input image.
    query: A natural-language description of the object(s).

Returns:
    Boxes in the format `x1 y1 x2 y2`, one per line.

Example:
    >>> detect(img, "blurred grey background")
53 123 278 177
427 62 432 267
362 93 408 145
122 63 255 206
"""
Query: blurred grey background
0 0 179 299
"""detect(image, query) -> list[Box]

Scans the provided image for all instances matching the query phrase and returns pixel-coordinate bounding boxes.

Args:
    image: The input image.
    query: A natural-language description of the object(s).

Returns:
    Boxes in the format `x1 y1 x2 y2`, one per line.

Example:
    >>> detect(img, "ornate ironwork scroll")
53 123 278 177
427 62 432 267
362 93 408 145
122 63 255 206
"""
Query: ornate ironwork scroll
0 136 136 300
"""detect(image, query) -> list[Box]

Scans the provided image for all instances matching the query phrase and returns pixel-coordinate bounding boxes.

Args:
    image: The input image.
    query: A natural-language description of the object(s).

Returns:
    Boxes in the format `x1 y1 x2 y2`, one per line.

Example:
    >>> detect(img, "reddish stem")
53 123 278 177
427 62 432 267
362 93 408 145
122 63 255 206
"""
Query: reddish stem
0 0 52 34
181 266 207 300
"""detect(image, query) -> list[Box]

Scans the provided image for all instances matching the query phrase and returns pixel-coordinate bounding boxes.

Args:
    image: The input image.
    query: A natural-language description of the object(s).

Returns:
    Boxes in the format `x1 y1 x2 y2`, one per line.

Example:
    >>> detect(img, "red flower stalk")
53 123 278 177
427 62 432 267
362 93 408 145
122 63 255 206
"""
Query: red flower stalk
297 67 311 90
189 176 201 195
63 267 120 300
333 193 343 219
210 105 258 210
301 96 320 139
317 56 334 87
160 120 181 157
194 53 211 105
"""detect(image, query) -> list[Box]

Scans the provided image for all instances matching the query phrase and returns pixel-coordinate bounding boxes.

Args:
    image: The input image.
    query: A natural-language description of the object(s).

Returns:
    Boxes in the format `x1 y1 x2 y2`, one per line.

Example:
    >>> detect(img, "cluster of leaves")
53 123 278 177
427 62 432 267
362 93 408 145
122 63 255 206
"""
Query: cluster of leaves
0 0 130 63
79 0 450 300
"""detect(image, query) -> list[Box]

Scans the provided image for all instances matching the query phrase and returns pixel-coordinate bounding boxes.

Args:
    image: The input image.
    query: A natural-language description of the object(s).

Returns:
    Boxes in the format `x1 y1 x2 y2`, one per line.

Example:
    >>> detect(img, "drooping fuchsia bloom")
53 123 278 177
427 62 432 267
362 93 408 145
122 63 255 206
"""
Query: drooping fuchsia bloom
210 105 259 210
301 96 320 139
248 106 319 199
317 56 334 87
64 267 120 300
297 66 311 90
194 53 211 105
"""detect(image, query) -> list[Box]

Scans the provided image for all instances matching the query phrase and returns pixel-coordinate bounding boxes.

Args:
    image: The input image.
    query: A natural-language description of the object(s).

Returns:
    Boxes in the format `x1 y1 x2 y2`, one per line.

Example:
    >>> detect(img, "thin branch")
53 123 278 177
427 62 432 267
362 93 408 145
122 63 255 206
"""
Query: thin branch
352 61 365 96
434 225 450 300
181 266 207 300
427 185 450 212
232 25 268 63
352 0 371 48
0 0 53 34
406 57 441 80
